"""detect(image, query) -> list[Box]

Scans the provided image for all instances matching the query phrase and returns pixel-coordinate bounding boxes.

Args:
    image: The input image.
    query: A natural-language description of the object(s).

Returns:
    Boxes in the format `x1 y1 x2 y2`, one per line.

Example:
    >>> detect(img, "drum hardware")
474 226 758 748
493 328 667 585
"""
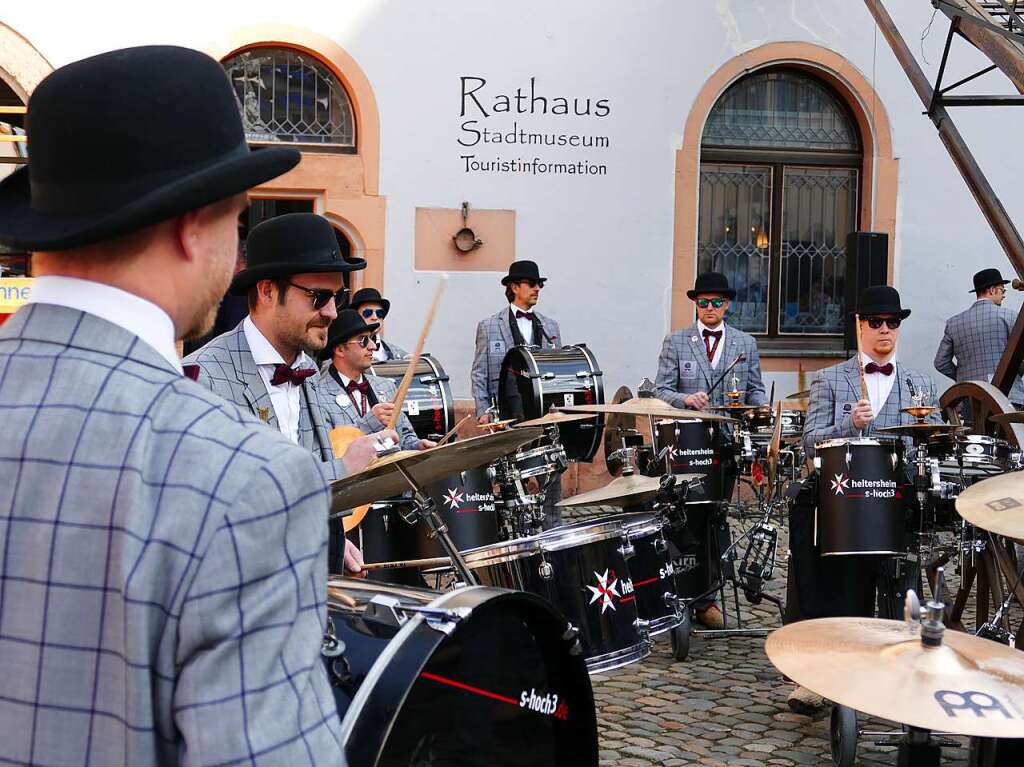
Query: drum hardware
737 523 779 606
617 539 636 559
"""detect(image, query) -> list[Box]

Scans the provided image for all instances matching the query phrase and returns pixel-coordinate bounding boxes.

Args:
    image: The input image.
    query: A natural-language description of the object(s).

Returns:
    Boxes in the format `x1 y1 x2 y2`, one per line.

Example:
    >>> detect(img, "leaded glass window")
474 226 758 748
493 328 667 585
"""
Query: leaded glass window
223 48 356 148
698 68 861 346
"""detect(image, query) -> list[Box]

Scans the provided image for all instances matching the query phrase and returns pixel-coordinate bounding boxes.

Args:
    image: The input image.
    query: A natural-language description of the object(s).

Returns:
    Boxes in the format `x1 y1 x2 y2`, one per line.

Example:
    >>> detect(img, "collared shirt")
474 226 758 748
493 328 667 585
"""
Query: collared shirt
27 275 182 373
697 319 726 369
510 304 534 345
334 369 371 416
861 352 897 416
372 339 390 363
243 316 311 444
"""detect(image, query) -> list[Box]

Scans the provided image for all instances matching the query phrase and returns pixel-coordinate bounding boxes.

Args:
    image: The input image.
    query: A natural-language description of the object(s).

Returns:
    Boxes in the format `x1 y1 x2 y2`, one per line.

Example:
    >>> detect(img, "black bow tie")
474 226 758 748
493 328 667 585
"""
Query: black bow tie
345 378 370 396
515 310 535 320
702 329 722 340
270 364 316 387
864 362 894 376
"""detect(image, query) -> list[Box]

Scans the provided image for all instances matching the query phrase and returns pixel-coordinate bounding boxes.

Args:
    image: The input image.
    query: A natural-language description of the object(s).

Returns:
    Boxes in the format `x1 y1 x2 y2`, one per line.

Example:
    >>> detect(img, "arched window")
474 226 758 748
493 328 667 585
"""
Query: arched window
223 48 356 150
698 68 861 348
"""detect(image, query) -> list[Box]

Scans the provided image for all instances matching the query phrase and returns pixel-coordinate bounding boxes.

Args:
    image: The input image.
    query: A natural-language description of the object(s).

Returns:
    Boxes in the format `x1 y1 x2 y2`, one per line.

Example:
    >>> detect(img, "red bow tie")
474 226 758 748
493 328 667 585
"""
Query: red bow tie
864 362 894 376
182 364 200 381
345 378 371 396
270 364 316 387
702 329 722 340
515 310 535 320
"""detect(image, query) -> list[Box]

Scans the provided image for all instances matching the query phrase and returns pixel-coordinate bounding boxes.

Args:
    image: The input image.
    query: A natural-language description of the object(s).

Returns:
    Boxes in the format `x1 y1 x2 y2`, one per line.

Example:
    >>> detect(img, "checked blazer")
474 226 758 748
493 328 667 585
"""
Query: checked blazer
184 321 346 479
377 338 409 361
655 323 766 409
802 355 941 458
470 306 561 415
934 299 1024 404
0 304 342 765
319 368 421 451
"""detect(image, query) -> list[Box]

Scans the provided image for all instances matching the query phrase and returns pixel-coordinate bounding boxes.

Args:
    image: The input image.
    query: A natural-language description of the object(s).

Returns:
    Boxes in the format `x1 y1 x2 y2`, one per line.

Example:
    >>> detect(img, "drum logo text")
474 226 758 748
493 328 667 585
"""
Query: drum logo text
986 496 1021 513
669 446 717 468
442 487 465 510
587 569 633 613
934 690 1016 720
442 486 496 513
830 473 897 499
519 689 569 720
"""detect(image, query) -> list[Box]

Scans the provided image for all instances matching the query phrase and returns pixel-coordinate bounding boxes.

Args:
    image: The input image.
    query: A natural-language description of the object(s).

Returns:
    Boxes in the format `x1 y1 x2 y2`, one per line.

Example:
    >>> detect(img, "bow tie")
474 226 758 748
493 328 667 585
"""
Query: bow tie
702 329 722 340
345 378 371 396
864 362 894 376
270 364 316 387
515 310 535 320
182 364 200 381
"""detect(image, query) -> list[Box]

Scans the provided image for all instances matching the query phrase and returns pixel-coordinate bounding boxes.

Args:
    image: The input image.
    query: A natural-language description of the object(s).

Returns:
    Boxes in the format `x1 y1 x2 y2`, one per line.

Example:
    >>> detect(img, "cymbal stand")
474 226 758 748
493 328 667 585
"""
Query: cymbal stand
393 462 478 586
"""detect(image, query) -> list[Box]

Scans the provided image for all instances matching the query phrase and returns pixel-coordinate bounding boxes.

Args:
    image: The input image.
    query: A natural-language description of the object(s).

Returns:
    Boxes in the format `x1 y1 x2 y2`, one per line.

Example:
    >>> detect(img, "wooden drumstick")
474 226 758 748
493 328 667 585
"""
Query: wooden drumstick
388 276 447 431
854 313 869 402
362 556 451 571
436 413 472 447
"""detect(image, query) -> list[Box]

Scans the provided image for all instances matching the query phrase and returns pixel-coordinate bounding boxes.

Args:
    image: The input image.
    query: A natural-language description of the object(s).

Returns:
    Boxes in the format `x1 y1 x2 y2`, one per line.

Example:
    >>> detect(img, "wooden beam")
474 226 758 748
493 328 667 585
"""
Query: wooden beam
937 0 1024 94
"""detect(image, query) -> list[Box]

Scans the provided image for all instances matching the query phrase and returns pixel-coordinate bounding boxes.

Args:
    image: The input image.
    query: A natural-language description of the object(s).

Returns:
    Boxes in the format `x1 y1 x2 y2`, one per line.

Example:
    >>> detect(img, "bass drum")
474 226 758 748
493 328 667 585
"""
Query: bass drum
370 354 454 441
324 578 598 766
498 344 605 461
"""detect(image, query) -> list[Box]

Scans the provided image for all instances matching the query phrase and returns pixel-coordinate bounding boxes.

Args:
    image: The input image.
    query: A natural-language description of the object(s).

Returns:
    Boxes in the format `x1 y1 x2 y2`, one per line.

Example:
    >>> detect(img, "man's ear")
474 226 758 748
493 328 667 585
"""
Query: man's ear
174 209 204 264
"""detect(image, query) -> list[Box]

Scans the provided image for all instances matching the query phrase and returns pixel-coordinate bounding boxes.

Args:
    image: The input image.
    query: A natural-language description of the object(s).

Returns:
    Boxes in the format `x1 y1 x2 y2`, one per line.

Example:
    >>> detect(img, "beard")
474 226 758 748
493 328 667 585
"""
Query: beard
182 300 221 342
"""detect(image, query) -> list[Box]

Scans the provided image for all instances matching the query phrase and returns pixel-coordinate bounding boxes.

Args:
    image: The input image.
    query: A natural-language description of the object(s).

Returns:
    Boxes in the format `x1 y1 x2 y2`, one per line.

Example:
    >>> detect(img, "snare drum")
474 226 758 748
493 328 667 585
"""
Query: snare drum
815 437 906 556
462 519 649 673
324 578 598 766
748 409 805 442
928 433 1014 476
656 419 727 501
370 354 453 440
498 345 605 461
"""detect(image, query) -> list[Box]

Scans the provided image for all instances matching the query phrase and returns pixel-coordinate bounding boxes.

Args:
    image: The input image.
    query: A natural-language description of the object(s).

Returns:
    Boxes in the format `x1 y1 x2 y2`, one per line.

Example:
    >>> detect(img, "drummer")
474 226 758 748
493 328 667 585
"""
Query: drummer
350 286 410 361
319 308 434 451
787 285 940 713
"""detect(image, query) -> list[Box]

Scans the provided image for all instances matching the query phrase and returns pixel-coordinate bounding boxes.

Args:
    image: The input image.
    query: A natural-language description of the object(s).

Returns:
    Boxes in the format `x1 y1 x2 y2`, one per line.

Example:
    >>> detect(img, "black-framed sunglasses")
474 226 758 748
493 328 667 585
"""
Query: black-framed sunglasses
360 307 387 320
695 297 726 309
518 279 543 289
347 333 378 349
864 316 902 330
286 281 348 311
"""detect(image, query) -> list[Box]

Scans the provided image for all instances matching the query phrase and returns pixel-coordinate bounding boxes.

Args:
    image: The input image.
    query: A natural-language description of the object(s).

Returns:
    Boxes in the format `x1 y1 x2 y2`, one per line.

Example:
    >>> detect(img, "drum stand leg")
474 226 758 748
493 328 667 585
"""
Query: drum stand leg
394 463 479 586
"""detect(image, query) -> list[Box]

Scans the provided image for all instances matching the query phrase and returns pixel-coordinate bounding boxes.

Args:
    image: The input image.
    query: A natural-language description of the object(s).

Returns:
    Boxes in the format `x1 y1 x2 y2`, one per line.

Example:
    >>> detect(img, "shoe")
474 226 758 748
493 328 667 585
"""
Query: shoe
787 685 824 715
694 603 725 629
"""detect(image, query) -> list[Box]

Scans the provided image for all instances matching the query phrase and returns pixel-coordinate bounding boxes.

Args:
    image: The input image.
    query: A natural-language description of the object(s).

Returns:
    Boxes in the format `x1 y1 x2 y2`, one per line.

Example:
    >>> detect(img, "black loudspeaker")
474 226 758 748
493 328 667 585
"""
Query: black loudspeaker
844 231 889 351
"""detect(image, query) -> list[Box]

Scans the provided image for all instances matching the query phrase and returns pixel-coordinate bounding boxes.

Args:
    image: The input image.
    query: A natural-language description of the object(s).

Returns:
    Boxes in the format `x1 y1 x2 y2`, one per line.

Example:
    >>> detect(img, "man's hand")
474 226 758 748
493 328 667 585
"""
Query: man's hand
340 430 399 473
477 413 493 425
343 538 365 577
419 439 438 450
371 402 395 427
684 391 709 410
851 398 874 430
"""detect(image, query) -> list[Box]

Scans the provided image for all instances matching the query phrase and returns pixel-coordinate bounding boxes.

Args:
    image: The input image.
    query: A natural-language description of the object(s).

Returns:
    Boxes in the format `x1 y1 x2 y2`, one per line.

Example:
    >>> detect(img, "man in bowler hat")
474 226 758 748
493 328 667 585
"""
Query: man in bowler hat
185 212 393 574
0 46 353 765
934 267 1024 409
350 286 409 361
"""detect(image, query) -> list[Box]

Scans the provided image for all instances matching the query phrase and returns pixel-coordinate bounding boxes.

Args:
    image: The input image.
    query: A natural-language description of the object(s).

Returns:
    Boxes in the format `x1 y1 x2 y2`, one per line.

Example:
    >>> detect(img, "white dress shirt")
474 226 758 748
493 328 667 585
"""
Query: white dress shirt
371 340 390 363
243 316 311 444
27 276 182 373
861 352 897 416
334 369 371 417
510 304 535 345
697 319 726 369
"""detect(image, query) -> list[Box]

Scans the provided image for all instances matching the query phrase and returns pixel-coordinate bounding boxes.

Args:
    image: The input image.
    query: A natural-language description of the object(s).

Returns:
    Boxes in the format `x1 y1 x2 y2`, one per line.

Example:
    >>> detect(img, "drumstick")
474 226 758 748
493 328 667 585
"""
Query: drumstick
388 276 448 431
854 313 869 401
362 556 451 571
436 413 472 447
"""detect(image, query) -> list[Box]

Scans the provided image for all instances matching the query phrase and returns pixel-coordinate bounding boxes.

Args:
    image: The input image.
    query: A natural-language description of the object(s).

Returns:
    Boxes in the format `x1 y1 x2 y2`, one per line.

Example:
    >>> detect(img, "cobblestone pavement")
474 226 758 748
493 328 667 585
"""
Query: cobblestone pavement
569 505 985 766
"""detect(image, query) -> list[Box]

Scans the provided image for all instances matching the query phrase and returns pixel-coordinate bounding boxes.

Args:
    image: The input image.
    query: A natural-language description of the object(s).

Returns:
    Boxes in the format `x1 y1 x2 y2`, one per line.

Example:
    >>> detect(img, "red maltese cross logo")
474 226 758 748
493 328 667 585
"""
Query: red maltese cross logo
831 473 850 496
442 487 464 511
586 569 620 613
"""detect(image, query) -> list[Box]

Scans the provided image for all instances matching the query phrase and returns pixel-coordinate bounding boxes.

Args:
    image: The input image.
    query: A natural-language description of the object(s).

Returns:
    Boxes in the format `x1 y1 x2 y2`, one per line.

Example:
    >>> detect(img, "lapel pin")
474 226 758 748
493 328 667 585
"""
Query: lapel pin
257 407 270 423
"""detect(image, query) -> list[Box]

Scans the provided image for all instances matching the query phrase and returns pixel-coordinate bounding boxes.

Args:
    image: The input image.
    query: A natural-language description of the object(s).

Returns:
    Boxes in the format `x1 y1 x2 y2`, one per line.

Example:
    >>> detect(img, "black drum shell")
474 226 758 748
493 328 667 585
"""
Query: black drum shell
325 578 598 766
498 344 605 461
370 354 454 441
656 419 727 501
347 501 424 586
816 439 906 556
418 467 500 556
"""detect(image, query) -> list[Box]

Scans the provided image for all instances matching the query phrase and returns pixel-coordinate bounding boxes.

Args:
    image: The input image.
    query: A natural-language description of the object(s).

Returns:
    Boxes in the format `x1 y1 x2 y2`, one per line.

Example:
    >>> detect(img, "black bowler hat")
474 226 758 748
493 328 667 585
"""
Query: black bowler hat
971 268 1010 293
687 271 736 300
350 287 390 316
323 309 380 357
856 285 911 319
501 260 547 286
0 46 301 252
230 213 366 294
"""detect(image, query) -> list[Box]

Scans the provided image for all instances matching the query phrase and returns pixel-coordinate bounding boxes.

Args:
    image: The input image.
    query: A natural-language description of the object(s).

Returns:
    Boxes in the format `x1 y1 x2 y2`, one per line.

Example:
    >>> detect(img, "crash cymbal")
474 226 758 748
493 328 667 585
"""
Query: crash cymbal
329 427 543 513
556 472 704 508
990 411 1024 425
877 423 967 440
561 398 737 423
515 411 597 427
955 472 1024 539
786 389 810 400
766 617 1024 737
480 418 516 431
603 385 636 476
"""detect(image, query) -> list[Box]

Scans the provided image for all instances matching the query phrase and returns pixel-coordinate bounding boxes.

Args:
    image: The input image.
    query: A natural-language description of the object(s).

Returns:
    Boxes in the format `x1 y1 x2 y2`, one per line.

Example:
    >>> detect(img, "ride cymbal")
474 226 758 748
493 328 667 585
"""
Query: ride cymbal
556 472 704 508
766 617 1024 738
515 412 597 427
990 412 1024 425
955 471 1024 539
877 423 967 440
329 427 543 513
561 397 737 423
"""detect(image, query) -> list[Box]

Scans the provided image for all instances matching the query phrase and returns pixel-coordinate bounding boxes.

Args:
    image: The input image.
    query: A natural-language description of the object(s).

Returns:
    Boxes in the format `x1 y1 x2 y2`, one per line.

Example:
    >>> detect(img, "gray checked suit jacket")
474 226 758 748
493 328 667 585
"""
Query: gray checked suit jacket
655 323 767 409
184 320 346 480
0 304 342 766
319 368 421 450
378 338 409 360
803 355 941 457
934 299 1024 403
470 306 561 415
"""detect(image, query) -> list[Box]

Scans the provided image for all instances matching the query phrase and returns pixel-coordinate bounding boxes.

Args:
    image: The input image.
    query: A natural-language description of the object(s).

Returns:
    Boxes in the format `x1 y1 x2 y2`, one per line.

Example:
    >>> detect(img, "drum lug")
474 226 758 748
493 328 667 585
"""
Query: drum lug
538 560 555 581
363 595 410 629
618 540 636 560
321 617 346 658
654 537 668 554
562 622 579 642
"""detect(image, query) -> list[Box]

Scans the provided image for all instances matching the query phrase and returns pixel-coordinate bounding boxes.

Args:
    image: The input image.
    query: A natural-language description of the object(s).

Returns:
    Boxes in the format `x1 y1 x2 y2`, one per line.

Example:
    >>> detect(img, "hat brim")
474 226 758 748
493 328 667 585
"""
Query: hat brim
501 275 547 286
970 280 1010 293
0 146 301 252
352 296 390 316
325 320 380 355
229 257 368 295
854 308 912 319
686 289 737 300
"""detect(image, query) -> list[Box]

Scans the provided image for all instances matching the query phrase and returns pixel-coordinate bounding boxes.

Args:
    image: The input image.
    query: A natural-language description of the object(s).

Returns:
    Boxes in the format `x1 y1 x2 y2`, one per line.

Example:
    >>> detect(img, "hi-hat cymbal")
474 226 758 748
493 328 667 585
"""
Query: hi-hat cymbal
786 389 810 400
990 412 1024 425
329 427 542 513
877 423 967 440
900 405 940 420
556 472 704 508
707 403 759 412
561 397 737 423
480 418 516 431
955 471 1024 538
766 617 1024 737
515 411 597 427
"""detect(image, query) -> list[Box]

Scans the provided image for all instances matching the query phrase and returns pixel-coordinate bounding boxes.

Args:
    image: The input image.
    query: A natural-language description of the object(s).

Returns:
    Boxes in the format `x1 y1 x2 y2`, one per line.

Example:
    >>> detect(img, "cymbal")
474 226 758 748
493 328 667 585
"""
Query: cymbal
556 472 704 508
786 389 810 400
329 427 543 513
877 423 967 440
990 411 1024 425
707 403 759 412
480 419 516 430
515 411 597 427
901 405 940 420
561 398 737 423
603 385 635 476
766 617 1024 737
955 472 1024 538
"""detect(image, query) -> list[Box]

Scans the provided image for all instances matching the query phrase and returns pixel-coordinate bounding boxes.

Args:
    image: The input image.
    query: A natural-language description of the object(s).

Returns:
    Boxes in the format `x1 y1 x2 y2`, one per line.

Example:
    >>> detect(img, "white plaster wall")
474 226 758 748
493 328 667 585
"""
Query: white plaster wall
3 0 1024 403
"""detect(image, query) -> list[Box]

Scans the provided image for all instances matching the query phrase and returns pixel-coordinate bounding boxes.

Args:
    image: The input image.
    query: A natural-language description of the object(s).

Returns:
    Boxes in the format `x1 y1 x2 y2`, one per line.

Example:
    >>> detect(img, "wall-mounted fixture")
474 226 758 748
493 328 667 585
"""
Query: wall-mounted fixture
452 201 484 252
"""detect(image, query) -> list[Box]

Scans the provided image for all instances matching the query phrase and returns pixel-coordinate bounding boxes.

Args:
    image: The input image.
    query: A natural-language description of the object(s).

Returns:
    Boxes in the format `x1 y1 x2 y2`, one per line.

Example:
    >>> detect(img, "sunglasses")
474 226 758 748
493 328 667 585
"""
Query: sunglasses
360 308 387 320
695 297 726 309
347 334 377 349
518 279 543 289
864 317 902 330
286 281 348 311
